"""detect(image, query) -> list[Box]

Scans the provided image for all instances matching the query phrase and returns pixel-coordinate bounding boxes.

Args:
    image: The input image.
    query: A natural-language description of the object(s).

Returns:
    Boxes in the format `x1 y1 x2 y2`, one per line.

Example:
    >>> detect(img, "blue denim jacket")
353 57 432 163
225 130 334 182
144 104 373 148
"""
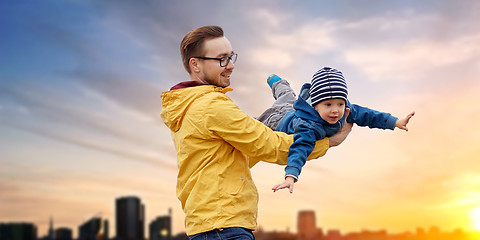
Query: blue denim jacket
276 83 398 179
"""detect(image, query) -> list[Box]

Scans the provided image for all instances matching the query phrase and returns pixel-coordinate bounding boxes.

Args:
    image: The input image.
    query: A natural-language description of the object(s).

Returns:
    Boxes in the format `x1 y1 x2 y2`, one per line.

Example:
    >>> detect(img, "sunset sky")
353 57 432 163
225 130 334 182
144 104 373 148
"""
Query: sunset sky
1 0 480 237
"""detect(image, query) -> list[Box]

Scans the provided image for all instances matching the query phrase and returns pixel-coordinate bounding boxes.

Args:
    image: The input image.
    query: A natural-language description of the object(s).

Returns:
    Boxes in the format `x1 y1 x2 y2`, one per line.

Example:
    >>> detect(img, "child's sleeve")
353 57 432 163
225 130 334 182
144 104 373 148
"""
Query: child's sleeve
347 102 398 130
284 121 326 179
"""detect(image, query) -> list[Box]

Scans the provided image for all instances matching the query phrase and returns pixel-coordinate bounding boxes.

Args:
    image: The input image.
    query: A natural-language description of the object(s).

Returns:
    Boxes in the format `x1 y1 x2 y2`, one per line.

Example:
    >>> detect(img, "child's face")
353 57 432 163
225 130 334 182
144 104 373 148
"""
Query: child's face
314 98 346 124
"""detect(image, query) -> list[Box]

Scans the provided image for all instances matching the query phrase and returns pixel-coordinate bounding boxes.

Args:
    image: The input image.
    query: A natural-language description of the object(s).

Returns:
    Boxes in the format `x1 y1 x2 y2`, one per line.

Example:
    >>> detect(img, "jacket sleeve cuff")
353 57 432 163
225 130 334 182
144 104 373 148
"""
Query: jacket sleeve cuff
285 167 300 181
285 174 298 182
386 116 398 130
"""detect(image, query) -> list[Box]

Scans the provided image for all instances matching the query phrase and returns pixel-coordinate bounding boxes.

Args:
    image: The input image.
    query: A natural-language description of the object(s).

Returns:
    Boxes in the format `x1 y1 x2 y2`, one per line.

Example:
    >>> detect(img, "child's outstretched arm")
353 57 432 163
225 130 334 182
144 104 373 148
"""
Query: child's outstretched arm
395 111 415 131
272 176 296 193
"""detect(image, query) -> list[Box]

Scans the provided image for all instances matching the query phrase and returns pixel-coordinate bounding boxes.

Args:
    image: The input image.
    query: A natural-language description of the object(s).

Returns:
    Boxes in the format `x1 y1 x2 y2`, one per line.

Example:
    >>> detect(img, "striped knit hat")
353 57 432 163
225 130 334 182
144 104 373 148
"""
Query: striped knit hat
310 67 348 107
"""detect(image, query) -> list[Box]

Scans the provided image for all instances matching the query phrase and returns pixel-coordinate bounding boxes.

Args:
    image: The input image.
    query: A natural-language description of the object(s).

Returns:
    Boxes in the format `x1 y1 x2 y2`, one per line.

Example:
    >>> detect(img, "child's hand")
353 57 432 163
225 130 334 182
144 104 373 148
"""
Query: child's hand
395 111 415 131
272 176 296 193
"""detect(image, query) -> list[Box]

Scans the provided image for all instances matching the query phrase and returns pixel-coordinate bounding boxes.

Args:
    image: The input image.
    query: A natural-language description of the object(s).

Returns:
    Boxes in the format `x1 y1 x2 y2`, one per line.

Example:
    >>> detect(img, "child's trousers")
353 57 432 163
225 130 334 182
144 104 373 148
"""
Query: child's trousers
256 79 296 130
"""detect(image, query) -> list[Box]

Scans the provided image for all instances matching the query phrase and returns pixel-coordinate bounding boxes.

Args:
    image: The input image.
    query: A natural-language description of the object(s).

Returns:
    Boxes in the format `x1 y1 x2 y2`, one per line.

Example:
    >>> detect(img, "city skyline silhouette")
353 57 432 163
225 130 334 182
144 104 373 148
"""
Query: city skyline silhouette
2 195 480 240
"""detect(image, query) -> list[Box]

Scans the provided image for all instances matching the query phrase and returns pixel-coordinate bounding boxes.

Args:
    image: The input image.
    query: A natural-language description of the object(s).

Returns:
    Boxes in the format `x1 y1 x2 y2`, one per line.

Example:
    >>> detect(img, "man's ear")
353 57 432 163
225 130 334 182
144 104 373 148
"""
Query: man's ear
190 58 200 73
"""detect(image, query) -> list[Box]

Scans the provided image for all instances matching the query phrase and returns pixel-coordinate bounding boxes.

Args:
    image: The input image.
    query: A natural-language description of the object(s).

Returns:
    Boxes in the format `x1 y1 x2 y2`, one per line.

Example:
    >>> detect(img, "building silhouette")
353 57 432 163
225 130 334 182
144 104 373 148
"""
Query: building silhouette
297 210 322 240
78 217 108 240
254 227 296 240
115 196 144 240
47 218 54 240
0 222 37 240
324 229 342 240
54 228 72 240
149 209 172 240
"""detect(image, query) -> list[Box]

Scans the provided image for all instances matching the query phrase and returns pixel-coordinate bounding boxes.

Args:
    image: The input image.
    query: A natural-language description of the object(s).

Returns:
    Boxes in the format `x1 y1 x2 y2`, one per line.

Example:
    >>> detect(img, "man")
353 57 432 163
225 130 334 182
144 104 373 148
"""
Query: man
161 26 352 240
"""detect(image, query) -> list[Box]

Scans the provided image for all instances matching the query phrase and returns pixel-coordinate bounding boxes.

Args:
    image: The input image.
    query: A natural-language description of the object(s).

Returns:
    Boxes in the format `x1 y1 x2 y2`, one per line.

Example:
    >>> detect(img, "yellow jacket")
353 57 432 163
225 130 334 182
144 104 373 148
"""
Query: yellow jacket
160 85 330 235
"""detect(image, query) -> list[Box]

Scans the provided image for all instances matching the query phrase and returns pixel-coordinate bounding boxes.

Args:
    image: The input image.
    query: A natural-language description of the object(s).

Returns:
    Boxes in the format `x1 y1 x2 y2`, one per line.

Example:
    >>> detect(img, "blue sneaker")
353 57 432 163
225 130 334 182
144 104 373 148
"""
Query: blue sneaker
267 74 282 88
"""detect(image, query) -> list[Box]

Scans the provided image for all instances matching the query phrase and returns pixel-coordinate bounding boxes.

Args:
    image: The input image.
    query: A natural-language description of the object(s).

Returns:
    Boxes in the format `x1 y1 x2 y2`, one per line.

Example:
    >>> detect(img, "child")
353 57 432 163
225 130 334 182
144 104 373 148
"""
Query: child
256 67 415 193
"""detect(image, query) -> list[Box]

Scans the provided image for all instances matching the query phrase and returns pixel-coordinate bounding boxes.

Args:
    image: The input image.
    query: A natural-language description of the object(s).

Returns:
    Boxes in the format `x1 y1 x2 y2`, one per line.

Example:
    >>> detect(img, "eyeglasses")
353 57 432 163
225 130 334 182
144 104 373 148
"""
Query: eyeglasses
194 53 238 67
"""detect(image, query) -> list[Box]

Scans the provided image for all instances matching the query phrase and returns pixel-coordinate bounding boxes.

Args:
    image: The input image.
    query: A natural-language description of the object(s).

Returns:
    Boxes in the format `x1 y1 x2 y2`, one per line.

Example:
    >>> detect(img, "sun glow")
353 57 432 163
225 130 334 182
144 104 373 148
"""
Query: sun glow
470 207 480 231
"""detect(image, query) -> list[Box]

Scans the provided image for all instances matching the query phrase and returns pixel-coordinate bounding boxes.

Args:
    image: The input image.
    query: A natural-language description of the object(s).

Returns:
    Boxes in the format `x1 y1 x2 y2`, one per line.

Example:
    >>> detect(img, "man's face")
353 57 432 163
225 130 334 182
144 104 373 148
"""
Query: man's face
194 36 235 87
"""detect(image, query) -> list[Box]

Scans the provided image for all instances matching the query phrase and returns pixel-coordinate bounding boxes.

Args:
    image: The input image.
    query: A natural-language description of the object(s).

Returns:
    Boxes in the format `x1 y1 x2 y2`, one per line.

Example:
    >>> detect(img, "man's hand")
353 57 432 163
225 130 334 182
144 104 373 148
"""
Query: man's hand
329 108 352 147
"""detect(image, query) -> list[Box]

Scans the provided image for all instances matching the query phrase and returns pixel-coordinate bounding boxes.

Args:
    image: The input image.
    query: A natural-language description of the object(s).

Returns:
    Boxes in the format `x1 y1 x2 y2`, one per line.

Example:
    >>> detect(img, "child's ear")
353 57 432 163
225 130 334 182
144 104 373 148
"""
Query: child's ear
344 107 351 119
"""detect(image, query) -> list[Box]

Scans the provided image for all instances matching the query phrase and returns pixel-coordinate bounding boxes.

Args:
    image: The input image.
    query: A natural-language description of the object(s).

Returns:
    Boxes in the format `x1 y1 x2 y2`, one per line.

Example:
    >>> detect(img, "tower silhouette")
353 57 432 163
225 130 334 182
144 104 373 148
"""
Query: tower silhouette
115 196 144 240
48 216 54 240
297 210 316 240
149 208 172 240
55 228 72 240
78 216 108 240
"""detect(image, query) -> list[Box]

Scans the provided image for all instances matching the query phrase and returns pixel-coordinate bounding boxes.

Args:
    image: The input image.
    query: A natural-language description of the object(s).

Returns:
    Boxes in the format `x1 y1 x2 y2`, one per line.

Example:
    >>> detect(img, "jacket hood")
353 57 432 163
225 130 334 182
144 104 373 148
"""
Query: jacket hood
161 85 232 132
293 83 328 124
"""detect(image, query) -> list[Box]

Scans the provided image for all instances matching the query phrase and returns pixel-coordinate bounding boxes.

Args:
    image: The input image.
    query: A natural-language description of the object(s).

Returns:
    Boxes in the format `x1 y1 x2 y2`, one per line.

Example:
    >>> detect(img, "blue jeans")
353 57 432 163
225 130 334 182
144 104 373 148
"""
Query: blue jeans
188 227 255 240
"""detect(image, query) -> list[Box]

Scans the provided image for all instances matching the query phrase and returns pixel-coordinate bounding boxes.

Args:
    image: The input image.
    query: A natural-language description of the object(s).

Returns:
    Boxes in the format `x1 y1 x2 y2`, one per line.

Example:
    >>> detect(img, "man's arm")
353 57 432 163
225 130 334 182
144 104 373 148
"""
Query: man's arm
202 94 330 167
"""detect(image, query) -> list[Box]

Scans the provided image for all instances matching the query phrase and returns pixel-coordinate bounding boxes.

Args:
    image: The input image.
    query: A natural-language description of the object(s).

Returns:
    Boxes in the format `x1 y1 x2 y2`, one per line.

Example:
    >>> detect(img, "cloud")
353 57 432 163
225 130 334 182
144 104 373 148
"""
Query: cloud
2 0 179 120
2 160 174 197
3 120 177 170
344 33 480 82
245 17 334 70
73 70 166 120
0 80 177 170
240 8 480 86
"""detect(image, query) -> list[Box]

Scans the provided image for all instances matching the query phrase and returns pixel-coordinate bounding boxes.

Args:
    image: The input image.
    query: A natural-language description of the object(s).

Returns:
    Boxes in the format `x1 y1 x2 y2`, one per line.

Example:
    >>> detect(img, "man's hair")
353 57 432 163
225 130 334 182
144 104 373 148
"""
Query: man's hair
180 25 224 73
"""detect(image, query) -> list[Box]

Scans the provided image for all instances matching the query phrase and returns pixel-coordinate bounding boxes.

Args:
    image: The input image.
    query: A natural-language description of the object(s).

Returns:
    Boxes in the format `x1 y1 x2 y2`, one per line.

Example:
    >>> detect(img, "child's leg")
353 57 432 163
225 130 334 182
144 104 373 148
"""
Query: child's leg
271 79 296 108
256 77 296 131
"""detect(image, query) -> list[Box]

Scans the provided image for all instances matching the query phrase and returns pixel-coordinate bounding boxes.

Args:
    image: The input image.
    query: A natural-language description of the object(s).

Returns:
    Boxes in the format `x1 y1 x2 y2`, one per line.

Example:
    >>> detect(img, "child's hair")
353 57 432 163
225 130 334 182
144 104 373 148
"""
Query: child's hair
310 67 348 106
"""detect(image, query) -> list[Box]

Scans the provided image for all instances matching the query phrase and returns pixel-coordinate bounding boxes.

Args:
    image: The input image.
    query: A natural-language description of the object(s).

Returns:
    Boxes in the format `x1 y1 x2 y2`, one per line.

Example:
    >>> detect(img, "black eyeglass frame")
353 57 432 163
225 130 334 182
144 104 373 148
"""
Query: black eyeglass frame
194 53 238 67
